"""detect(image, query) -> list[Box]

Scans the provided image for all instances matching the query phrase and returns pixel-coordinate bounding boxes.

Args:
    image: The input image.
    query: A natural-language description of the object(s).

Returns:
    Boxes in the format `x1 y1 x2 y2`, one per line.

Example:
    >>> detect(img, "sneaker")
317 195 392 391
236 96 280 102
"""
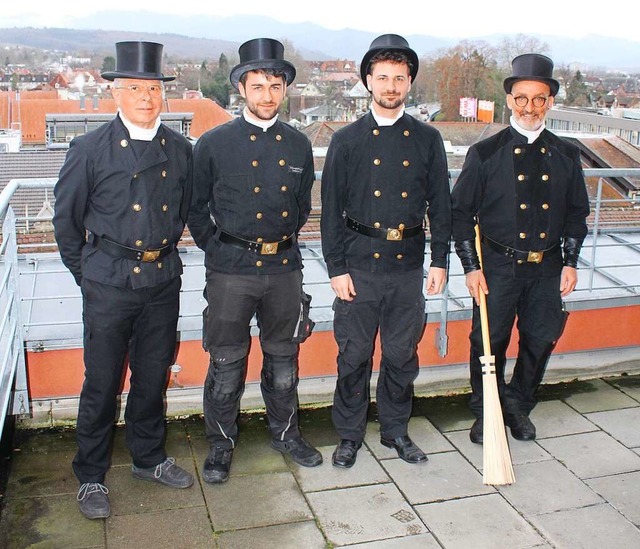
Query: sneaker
131 457 193 488
203 447 234 484
77 482 110 519
271 436 323 467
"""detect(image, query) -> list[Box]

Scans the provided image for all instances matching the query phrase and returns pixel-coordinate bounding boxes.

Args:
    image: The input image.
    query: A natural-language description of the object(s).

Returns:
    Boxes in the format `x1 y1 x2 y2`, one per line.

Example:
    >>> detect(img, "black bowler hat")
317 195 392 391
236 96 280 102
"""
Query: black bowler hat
101 41 175 82
359 34 419 86
503 53 559 96
229 38 296 89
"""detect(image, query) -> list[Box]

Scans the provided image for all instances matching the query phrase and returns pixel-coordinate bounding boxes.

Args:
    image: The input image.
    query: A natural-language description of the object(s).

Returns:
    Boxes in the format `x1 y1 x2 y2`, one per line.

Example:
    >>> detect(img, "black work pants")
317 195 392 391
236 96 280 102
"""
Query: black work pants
332 268 425 442
73 277 180 483
203 270 303 449
469 272 565 419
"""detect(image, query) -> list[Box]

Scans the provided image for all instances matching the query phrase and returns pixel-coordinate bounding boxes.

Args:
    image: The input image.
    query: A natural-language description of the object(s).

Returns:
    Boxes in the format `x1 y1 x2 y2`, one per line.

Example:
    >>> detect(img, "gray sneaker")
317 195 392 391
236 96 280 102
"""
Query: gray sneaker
131 457 194 488
77 482 110 519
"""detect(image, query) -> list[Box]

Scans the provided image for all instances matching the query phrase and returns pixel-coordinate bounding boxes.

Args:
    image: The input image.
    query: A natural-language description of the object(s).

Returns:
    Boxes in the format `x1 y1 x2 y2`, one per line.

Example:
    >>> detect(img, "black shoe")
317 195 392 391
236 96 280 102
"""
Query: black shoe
380 435 428 464
505 412 536 441
332 439 362 468
203 447 234 484
77 482 110 519
469 418 483 444
132 457 194 488
271 436 323 467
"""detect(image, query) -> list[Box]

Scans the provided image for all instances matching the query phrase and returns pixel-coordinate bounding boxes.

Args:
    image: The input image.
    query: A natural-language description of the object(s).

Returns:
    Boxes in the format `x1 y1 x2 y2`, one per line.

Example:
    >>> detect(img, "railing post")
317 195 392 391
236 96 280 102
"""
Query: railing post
589 177 603 291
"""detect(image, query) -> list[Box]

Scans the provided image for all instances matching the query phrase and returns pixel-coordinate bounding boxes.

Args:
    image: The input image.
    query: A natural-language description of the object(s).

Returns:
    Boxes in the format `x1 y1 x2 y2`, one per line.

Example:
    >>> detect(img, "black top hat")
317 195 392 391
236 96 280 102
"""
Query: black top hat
503 53 559 96
359 34 419 86
101 41 175 82
229 38 296 89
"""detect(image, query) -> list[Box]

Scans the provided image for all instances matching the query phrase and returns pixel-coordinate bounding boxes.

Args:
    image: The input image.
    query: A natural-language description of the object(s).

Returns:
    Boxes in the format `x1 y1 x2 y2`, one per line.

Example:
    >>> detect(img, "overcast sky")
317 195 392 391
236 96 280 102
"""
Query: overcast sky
3 2 640 43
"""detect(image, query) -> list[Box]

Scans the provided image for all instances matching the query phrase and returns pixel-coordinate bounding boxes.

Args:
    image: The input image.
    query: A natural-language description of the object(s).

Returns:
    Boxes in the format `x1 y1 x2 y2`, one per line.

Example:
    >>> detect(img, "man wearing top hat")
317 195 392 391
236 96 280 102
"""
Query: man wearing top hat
53 41 194 519
451 53 590 444
188 37 321 483
321 34 451 468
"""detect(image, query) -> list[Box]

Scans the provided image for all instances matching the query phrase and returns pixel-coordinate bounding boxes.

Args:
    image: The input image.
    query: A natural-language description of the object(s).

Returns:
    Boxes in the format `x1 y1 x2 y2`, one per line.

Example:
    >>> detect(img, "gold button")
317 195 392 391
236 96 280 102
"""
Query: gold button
399 223 405 229
401 192 408 198
256 260 263 267
161 138 165 146
133 266 141 274
255 237 263 244
135 240 143 247
540 147 546 154
133 173 138 179
276 134 282 141
282 258 288 265
518 174 525 181
520 203 527 210
161 170 167 177
256 212 263 219
374 190 381 197
403 160 410 167
373 252 380 259
282 211 288 217
120 139 128 147
374 222 381 228
250 134 257 141
540 232 547 238
283 235 288 240
519 232 526 239
162 238 168 245
157 262 163 269
404 130 410 136
254 186 260 193
278 159 286 166
514 147 522 154
542 203 549 210
280 185 288 192
252 160 259 167
396 254 403 260
162 204 168 212
373 129 380 136
542 174 549 181
373 158 381 166
517 259 525 264
133 204 142 212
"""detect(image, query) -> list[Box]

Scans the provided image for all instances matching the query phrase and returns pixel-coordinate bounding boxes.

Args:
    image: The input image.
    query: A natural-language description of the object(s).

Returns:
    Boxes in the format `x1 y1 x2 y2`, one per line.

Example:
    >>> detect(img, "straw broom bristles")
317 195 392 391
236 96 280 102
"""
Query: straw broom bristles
475 225 515 486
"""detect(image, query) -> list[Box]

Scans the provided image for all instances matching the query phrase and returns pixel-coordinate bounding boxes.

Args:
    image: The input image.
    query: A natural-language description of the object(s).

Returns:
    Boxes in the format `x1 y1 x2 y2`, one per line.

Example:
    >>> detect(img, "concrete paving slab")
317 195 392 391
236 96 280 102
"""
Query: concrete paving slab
106 506 213 549
365 417 455 460
217 520 326 549
307 483 427 546
342 532 441 548
586 471 640 526
292 445 389 493
13 427 77 454
585 406 640 447
561 379 639 413
413 393 475 433
531 400 599 438
605 374 640 403
497 460 603 515
529 503 640 548
203 471 313 531
0 493 105 548
4 453 77 498
415 493 544 549
383 451 493 505
537 431 640 479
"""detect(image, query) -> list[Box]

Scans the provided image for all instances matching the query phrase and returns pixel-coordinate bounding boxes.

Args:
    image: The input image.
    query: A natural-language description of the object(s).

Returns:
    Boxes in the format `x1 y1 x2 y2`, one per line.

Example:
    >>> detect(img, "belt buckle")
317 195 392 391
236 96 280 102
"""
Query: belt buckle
260 242 278 255
527 250 543 263
386 227 403 241
142 249 160 262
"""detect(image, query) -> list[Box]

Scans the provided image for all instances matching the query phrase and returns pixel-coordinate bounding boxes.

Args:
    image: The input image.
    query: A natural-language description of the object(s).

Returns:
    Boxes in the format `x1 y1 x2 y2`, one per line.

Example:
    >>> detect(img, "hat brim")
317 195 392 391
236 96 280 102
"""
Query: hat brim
230 60 296 89
101 71 175 82
360 47 419 89
503 76 559 97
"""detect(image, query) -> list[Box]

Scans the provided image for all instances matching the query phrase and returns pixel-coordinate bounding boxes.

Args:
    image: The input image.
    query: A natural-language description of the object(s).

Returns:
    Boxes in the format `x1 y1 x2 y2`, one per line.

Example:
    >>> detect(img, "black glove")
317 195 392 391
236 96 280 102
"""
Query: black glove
455 239 481 274
562 237 582 268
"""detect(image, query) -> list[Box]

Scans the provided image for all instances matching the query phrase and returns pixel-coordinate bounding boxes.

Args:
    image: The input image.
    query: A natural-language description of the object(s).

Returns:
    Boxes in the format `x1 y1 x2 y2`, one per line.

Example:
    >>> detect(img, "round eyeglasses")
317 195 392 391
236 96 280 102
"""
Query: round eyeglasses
512 95 548 108
114 84 164 98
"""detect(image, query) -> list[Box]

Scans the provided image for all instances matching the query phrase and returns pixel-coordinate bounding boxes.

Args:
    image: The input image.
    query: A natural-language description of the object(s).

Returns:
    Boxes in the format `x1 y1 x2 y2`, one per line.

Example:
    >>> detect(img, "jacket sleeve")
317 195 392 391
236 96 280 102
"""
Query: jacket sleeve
188 137 216 252
563 148 590 243
296 140 315 235
52 140 91 286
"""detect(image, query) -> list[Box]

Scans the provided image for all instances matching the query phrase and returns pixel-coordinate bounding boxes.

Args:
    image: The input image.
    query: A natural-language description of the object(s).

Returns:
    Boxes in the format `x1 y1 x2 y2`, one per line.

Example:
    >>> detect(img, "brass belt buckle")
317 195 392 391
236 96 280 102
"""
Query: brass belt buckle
260 242 278 255
386 227 403 241
142 249 160 262
527 250 543 263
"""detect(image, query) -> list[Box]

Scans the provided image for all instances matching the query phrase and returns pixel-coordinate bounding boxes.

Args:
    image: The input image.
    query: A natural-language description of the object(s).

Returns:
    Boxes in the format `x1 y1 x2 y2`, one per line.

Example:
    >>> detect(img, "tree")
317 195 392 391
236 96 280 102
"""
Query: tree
201 53 232 107
565 70 589 106
101 56 115 73
497 34 550 71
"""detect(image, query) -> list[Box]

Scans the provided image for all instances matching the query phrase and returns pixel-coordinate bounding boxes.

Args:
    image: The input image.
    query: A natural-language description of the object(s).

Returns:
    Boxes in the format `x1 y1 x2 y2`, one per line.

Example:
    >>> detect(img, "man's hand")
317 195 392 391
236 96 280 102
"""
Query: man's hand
331 273 356 301
425 267 447 295
560 266 578 297
465 269 489 306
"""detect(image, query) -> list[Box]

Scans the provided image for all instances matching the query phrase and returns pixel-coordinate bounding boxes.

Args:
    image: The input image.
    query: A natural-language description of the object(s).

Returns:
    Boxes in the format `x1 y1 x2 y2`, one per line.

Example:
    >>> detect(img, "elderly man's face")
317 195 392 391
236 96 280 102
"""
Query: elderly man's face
111 79 164 129
507 80 554 132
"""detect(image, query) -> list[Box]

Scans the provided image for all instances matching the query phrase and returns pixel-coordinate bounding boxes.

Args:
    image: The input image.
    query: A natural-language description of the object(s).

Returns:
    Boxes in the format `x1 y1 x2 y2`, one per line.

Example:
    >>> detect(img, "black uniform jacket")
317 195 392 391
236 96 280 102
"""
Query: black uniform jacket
188 116 314 274
451 126 590 278
53 115 193 289
321 112 451 278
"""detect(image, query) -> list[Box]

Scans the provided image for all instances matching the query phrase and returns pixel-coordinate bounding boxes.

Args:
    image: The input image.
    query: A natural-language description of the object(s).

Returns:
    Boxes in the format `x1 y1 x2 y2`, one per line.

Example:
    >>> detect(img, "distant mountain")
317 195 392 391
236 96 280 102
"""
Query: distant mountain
1 12 639 71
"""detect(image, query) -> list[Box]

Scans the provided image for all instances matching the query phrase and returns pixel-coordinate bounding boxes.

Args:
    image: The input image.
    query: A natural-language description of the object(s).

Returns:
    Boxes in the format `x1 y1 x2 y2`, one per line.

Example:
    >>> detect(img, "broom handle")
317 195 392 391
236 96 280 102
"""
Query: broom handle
474 225 492 357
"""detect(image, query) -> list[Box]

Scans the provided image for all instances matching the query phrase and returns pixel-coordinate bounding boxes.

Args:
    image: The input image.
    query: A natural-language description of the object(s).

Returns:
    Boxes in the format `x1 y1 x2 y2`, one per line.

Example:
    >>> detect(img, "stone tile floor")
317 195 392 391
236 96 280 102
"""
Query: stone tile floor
1 374 640 548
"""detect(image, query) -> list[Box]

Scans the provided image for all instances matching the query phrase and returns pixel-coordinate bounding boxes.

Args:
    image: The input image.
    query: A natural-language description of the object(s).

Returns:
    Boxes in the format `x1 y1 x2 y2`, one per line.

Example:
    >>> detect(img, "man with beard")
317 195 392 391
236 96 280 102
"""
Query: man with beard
188 38 321 483
321 34 451 468
451 54 590 444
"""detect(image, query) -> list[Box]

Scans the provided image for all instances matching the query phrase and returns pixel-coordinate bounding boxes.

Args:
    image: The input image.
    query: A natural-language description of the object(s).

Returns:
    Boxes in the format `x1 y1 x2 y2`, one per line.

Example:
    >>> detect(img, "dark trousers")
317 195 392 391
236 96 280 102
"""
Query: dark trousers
203 270 303 449
469 272 565 419
73 277 180 483
332 268 425 442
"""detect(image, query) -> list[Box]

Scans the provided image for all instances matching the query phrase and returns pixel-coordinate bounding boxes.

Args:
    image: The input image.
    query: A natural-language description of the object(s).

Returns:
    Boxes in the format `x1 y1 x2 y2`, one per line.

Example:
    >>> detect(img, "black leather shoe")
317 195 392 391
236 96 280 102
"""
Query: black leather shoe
203 447 234 484
331 439 361 468
271 436 323 467
469 418 483 444
504 412 536 441
380 435 428 464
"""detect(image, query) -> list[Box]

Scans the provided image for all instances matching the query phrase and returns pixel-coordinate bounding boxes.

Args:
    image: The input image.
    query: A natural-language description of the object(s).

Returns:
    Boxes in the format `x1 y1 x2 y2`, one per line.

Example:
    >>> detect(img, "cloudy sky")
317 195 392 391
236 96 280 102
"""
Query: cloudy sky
3 2 640 43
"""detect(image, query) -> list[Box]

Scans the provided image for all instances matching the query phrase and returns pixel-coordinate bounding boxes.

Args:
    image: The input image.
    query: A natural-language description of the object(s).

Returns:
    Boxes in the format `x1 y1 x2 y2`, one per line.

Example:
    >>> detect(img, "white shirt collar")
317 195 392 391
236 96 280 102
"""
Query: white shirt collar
118 111 161 141
243 107 278 132
510 115 545 144
370 104 405 127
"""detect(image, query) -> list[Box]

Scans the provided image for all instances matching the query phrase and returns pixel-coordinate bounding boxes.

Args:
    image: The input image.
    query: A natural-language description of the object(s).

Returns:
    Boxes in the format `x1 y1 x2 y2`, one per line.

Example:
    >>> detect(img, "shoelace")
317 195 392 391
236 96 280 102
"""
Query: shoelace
153 457 176 479
77 482 109 501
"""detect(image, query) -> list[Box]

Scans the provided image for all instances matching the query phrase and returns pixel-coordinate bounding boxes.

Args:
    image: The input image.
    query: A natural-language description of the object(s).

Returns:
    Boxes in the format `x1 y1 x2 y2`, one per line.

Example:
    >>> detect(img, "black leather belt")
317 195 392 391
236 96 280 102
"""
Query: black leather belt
94 235 175 263
482 235 559 264
346 216 423 241
215 227 294 255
